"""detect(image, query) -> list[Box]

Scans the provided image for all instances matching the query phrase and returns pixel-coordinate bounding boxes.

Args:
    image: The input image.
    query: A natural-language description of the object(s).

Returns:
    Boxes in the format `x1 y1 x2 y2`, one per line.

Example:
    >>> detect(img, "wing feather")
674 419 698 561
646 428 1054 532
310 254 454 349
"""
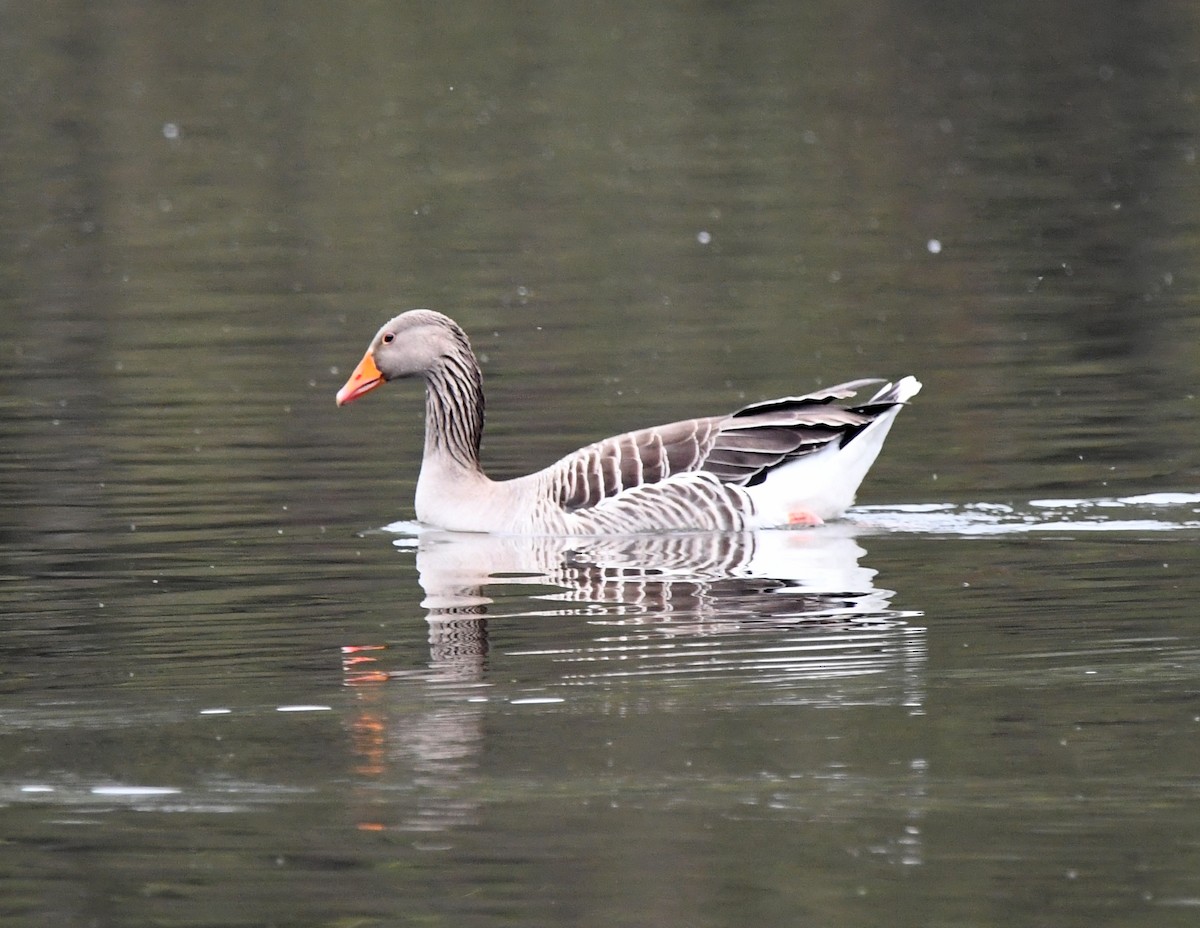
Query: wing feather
705 380 906 488
550 379 909 510
732 378 883 418
555 417 722 511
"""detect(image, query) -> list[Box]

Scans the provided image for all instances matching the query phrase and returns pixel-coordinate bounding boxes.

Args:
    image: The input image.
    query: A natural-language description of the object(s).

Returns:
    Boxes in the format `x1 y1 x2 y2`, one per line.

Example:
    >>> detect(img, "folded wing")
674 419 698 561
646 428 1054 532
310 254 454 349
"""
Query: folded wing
550 379 904 510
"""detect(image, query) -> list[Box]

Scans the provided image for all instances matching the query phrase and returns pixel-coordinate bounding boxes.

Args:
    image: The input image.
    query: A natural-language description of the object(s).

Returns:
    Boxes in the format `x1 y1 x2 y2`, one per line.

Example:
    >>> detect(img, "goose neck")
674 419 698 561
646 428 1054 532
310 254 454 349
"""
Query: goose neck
423 354 485 473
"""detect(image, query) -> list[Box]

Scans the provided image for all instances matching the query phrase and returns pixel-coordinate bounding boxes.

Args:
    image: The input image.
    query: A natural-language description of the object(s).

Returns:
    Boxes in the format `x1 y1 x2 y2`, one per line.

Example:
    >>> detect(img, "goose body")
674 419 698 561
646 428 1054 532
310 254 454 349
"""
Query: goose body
336 310 921 535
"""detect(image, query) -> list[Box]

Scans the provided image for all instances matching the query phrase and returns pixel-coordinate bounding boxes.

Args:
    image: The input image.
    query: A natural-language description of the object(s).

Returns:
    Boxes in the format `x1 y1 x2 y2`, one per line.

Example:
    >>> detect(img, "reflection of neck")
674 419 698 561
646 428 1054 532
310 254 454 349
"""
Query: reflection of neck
427 610 489 680
423 350 485 472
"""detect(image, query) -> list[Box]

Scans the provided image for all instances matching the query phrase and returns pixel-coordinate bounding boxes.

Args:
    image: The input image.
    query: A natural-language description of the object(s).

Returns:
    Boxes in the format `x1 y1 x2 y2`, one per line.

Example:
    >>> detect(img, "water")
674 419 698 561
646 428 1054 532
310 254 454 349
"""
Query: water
4 2 1200 926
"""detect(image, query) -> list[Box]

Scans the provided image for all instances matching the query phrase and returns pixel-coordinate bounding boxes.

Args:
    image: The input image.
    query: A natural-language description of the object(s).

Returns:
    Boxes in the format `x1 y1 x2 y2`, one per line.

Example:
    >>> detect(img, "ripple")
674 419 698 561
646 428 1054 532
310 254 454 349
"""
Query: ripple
852 493 1200 536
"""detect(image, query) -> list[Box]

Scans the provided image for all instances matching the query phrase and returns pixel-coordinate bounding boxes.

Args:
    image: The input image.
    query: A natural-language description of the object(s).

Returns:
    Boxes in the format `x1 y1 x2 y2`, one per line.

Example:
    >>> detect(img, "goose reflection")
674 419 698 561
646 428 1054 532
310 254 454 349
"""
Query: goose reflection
345 525 927 844
397 524 923 692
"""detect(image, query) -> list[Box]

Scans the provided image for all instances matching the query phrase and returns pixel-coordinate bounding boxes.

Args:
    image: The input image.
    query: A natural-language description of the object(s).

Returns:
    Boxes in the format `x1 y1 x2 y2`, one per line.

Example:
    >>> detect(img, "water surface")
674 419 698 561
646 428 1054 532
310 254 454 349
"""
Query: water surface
3 2 1200 926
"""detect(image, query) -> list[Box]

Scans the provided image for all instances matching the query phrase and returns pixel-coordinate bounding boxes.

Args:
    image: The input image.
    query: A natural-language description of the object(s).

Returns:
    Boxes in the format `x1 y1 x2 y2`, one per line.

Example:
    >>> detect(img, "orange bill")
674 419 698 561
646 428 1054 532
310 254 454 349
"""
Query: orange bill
336 351 385 406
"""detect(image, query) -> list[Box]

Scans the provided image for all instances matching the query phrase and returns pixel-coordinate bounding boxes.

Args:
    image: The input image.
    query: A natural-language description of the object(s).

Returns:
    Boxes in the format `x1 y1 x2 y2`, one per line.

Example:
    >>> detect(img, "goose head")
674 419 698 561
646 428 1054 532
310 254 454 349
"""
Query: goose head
335 310 472 406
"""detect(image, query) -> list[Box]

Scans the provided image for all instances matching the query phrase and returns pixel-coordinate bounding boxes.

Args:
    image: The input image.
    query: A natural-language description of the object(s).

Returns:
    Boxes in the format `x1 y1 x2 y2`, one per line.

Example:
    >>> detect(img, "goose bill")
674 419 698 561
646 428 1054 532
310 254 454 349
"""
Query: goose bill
336 352 385 406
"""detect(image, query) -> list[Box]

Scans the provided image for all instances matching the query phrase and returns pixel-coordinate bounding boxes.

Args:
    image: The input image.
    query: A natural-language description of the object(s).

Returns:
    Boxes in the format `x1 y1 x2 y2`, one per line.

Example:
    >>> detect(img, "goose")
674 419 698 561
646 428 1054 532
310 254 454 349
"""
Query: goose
335 310 921 535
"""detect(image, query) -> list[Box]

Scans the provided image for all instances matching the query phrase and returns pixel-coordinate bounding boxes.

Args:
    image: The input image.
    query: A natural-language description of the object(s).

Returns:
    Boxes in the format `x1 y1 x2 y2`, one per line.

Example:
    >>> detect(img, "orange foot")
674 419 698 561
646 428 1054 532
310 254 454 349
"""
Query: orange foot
341 644 389 685
787 510 824 527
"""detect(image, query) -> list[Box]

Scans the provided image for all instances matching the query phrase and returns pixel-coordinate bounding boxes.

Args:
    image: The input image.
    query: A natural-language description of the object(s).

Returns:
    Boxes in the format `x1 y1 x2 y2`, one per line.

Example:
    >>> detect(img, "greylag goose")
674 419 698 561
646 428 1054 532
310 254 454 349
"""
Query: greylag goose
336 310 921 535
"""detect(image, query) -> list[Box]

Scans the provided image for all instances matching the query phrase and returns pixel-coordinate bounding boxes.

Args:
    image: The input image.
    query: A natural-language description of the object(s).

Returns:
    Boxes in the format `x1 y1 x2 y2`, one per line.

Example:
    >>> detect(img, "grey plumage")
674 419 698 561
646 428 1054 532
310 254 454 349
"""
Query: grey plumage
336 310 920 534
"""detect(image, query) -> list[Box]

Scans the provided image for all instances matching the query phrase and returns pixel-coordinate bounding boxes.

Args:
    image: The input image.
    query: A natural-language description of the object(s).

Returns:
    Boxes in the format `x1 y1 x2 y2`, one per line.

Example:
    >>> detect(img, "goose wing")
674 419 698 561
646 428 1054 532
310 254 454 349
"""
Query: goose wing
551 416 725 512
549 379 898 511
705 379 886 487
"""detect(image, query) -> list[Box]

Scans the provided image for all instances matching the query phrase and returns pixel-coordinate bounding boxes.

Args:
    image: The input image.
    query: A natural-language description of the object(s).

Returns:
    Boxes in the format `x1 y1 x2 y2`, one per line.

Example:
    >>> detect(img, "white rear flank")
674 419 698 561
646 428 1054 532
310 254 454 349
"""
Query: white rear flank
744 377 923 526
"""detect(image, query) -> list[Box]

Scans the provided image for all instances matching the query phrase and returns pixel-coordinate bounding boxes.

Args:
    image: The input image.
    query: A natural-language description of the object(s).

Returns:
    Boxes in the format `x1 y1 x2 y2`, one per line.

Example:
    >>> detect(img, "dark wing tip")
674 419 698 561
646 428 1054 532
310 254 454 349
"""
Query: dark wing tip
731 378 885 418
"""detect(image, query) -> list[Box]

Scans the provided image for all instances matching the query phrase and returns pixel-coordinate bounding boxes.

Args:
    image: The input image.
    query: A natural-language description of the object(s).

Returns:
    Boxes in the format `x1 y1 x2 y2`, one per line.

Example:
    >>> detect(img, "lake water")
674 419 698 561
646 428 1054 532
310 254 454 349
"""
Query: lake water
3 2 1200 926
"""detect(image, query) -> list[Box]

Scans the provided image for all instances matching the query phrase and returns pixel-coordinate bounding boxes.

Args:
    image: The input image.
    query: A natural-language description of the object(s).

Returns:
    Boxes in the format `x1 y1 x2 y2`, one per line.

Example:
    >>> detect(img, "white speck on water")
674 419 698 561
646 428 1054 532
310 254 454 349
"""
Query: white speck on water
21 785 55 793
511 697 565 705
927 239 942 254
276 705 332 713
162 122 180 140
697 230 712 245
200 708 232 715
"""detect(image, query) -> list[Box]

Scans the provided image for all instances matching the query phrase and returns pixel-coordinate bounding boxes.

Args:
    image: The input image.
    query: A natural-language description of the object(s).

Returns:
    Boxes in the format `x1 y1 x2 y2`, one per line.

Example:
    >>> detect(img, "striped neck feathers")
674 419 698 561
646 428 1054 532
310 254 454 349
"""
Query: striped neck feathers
423 343 485 472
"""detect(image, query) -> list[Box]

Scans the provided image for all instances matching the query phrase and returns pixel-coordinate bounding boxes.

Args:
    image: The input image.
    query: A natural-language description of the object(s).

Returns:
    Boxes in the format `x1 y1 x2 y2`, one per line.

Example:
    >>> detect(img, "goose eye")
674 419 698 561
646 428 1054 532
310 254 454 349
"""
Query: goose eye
381 332 395 344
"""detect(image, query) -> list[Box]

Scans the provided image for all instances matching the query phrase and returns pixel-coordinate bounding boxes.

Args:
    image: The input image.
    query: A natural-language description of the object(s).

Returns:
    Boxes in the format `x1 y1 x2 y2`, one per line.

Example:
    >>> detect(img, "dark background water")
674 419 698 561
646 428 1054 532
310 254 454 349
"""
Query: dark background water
3 2 1200 926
